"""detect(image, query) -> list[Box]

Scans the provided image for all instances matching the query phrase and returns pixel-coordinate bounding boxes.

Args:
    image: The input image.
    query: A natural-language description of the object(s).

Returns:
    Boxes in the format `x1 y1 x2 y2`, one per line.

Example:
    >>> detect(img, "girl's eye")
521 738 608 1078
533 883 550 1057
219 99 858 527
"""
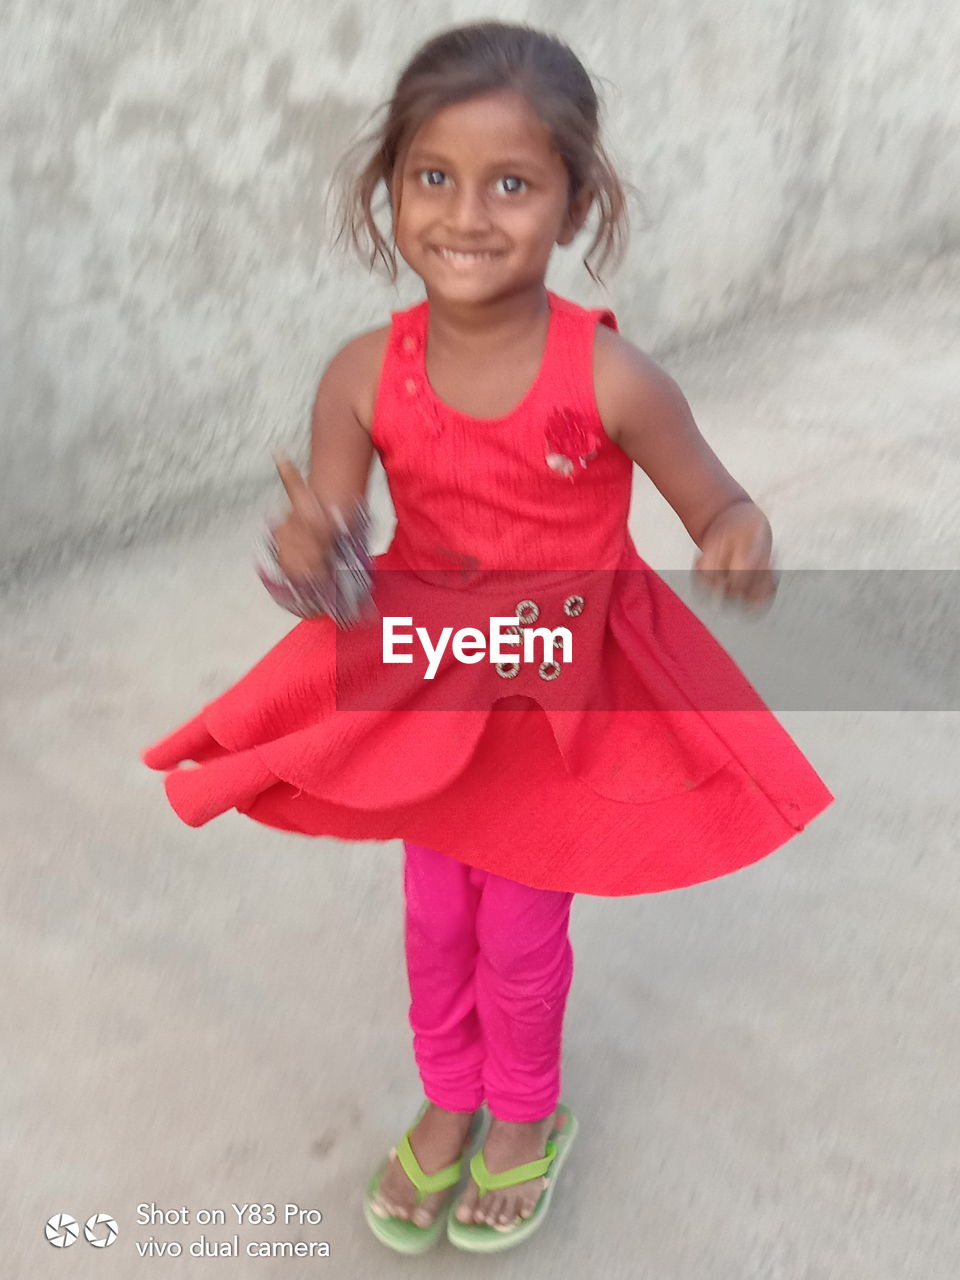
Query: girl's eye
495 176 527 195
418 169 447 186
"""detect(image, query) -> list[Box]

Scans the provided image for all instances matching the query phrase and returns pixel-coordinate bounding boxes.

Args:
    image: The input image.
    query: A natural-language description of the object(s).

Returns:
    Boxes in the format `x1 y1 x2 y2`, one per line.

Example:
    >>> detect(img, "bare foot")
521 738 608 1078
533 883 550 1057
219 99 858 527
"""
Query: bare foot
370 1104 478 1228
454 1109 564 1230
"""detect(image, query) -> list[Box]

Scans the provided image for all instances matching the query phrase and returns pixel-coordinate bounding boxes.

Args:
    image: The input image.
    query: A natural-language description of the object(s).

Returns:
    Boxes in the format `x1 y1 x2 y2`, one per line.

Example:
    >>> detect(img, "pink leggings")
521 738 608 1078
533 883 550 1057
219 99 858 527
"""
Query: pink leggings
403 839 575 1123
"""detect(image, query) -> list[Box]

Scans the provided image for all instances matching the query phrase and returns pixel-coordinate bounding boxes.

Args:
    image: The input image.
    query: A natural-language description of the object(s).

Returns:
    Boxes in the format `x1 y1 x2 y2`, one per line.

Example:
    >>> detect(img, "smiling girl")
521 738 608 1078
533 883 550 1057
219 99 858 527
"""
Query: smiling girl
143 21 832 1257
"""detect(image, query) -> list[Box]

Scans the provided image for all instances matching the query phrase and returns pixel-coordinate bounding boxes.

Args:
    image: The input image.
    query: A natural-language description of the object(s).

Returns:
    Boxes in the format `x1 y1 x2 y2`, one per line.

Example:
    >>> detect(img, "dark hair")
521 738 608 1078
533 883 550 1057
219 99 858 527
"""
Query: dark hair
332 21 628 284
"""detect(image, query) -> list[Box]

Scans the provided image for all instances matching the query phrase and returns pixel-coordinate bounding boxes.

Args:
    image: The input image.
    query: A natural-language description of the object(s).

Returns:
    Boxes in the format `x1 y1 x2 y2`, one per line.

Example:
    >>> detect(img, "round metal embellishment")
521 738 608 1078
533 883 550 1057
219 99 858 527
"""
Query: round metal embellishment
563 594 585 617
496 661 521 679
538 660 561 681
515 599 540 625
502 624 522 636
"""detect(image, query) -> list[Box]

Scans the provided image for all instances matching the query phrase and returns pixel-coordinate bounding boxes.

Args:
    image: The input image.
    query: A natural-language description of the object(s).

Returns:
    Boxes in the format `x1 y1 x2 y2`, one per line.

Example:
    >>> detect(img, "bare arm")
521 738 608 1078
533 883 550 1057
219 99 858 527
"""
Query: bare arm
273 328 387 577
304 328 385 508
594 326 776 607
594 326 752 543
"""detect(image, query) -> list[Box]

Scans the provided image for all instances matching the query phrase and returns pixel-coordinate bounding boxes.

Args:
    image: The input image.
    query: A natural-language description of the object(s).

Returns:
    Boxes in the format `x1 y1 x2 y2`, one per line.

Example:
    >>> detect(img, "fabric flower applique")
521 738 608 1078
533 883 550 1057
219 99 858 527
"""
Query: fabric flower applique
544 408 602 478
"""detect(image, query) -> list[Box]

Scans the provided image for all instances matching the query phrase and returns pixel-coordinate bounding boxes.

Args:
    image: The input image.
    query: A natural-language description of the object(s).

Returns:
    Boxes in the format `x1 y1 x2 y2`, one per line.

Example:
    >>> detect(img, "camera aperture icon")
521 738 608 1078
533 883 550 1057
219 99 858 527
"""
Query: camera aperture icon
84 1214 119 1247
45 1214 79 1247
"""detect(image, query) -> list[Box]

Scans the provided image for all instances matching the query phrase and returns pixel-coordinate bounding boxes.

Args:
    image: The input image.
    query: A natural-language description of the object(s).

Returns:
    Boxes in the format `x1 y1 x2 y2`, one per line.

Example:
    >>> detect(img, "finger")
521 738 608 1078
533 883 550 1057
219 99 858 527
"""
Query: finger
694 545 723 574
274 453 311 503
692 555 715 598
730 568 768 602
747 562 778 596
741 590 775 614
694 552 733 600
274 452 303 498
693 567 721 602
274 454 327 523
730 567 778 611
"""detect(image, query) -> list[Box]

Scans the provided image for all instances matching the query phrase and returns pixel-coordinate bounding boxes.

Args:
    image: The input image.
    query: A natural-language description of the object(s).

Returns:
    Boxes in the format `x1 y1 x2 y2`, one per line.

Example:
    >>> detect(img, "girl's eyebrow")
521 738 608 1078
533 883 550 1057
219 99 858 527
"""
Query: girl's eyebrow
404 151 452 166
405 149 548 172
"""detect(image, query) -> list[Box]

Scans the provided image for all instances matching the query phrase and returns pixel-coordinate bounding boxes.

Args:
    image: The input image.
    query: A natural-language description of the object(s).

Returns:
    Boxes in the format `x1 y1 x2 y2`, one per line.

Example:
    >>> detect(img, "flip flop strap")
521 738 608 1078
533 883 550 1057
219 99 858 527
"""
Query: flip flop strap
396 1132 463 1205
469 1140 558 1199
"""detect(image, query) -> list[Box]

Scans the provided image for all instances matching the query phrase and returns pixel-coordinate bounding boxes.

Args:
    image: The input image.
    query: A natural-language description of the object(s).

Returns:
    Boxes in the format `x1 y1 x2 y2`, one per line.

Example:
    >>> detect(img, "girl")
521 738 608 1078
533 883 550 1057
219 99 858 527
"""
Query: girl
143 21 833 1256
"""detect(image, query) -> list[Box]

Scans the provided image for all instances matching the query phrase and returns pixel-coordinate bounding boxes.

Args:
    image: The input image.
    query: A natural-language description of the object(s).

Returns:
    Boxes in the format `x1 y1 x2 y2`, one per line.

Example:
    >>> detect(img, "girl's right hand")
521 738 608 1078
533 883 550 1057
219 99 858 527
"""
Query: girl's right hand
272 453 334 579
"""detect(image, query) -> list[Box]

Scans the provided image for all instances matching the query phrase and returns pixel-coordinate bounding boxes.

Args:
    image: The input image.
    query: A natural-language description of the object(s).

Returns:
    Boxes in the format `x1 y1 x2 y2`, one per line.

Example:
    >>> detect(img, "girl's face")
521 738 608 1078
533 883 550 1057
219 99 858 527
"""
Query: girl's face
392 89 590 307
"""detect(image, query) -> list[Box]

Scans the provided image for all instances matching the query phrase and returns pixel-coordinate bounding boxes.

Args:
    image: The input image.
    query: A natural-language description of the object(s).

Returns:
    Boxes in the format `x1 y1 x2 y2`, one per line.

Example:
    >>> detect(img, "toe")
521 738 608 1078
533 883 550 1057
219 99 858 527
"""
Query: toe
477 1192 498 1225
455 1189 476 1224
519 1177 547 1219
502 1194 523 1227
491 1197 519 1232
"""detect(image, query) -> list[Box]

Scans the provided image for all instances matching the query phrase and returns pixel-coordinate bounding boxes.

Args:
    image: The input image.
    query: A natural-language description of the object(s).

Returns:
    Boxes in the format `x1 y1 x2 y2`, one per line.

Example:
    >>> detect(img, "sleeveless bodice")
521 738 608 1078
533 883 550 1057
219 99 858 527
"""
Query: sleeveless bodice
371 291 632 574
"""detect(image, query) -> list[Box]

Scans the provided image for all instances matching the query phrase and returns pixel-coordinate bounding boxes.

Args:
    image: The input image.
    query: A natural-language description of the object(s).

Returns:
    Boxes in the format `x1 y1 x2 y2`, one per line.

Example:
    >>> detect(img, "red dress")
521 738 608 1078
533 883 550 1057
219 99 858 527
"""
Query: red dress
142 292 832 895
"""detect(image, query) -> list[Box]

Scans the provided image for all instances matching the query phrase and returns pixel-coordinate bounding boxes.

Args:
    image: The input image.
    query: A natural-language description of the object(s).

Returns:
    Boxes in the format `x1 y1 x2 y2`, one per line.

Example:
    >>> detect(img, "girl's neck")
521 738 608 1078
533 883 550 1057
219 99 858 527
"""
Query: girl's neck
424 284 550 354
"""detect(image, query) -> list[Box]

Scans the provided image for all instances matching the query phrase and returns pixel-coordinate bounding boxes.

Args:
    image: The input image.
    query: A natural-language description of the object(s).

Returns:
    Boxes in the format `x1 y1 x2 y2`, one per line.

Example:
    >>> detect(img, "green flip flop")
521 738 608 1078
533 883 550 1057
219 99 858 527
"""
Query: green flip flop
446 1103 578 1253
364 1103 486 1255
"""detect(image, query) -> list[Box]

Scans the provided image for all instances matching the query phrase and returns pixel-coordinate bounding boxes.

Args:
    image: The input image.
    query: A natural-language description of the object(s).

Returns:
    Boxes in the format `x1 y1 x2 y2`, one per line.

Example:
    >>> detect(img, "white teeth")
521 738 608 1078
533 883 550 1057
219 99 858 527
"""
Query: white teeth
436 248 498 262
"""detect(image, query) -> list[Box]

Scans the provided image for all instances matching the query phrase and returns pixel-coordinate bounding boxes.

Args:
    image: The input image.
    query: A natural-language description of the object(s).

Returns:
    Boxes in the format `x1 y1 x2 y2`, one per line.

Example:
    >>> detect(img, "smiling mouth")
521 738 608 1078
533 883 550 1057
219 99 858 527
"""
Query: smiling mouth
432 247 504 265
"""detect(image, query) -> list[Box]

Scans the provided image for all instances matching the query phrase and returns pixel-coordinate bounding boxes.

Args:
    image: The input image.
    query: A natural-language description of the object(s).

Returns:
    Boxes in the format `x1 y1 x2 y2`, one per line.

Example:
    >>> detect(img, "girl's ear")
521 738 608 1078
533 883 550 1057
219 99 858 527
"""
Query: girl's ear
557 187 594 246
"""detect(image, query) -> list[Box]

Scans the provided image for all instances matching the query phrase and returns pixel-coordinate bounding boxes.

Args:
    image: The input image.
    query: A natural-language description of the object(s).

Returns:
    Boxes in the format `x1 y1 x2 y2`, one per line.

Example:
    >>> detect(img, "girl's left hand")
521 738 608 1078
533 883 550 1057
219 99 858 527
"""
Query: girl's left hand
693 500 778 610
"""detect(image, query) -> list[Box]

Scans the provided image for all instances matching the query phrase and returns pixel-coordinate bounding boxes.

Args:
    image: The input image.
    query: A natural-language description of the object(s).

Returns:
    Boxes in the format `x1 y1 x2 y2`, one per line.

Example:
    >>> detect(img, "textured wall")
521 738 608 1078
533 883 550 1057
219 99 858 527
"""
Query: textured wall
3 0 958 574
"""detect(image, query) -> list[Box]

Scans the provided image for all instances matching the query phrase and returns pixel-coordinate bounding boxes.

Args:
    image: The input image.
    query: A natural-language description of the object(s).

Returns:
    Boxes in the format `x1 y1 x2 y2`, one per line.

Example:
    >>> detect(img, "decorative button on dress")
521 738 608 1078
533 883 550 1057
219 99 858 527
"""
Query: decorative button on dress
142 291 833 896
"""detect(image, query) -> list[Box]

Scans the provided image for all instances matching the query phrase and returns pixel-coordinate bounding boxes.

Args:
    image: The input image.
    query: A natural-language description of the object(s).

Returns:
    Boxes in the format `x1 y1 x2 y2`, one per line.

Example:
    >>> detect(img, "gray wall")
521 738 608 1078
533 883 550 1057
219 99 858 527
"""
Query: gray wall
3 0 958 575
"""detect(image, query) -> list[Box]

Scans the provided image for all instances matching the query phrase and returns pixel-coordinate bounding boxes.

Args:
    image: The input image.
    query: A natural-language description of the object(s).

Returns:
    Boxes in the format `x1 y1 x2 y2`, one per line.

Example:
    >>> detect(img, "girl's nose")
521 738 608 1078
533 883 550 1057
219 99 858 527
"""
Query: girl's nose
448 185 492 233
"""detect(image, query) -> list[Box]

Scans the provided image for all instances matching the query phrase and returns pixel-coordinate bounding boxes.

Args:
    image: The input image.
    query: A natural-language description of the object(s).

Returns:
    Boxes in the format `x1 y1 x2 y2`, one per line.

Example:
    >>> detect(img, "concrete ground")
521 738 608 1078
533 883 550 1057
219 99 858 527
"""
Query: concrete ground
5 259 959 1278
